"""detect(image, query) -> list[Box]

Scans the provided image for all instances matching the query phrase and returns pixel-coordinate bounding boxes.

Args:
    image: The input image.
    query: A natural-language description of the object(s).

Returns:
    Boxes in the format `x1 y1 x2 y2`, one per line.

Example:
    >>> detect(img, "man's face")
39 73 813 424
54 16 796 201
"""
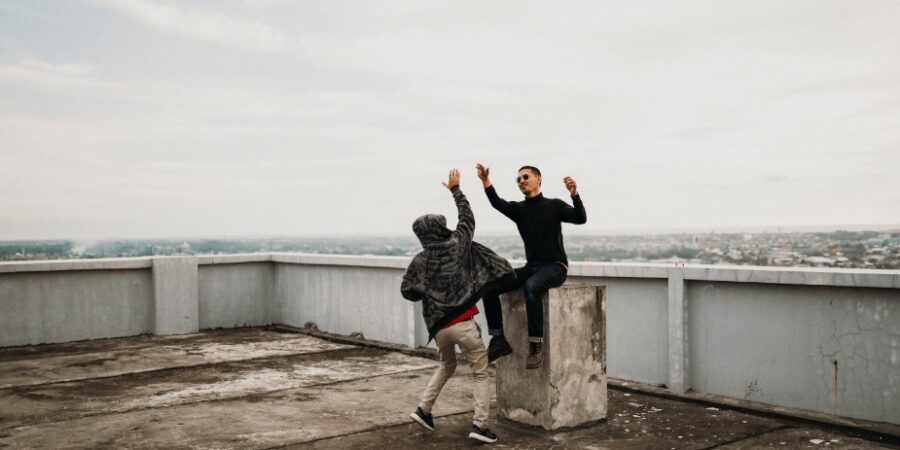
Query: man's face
517 169 541 196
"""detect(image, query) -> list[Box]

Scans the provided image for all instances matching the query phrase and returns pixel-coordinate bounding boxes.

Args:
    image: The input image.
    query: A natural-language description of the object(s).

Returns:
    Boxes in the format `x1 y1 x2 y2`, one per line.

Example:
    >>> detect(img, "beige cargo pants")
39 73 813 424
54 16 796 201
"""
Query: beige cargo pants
418 318 490 428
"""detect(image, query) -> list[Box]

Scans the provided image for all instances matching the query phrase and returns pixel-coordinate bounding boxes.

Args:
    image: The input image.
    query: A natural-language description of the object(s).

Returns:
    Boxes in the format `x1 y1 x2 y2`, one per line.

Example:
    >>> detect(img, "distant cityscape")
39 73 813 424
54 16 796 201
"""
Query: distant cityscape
2 230 898 270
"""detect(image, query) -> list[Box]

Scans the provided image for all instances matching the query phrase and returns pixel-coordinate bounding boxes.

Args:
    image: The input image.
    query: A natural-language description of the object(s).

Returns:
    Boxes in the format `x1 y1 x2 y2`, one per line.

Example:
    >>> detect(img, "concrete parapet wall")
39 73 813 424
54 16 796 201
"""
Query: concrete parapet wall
0 254 898 425
568 276 668 386
687 281 900 425
198 262 274 329
274 260 417 348
0 268 153 347
152 257 199 335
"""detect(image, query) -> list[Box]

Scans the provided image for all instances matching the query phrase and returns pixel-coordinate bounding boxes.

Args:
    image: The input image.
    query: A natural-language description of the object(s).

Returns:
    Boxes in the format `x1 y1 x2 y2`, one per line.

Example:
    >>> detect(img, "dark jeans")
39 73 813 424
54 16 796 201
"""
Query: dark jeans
483 263 568 339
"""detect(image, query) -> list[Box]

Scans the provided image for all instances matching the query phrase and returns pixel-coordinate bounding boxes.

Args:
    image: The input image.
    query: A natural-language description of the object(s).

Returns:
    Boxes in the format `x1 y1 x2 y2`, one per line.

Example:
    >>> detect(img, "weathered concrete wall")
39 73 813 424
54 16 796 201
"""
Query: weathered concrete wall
152 257 199 335
0 268 153 347
198 262 274 329
688 281 900 424
568 276 668 386
273 254 419 348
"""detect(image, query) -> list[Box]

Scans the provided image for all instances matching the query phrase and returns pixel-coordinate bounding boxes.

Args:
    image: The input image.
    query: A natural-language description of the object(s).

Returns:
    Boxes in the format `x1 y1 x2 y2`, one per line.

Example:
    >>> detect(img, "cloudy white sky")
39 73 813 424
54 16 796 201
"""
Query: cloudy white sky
1 1 898 239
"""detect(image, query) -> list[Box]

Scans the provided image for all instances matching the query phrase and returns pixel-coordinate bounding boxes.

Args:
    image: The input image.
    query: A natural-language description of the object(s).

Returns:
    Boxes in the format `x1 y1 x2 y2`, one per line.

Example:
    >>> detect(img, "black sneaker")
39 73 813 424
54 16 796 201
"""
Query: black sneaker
468 425 498 443
487 336 512 362
410 407 434 431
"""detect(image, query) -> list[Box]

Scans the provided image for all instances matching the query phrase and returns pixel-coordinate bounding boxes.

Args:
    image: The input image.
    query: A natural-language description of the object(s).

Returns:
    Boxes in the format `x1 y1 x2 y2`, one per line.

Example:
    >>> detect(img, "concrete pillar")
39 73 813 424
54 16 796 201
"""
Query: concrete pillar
667 269 689 394
152 256 199 335
496 285 607 430
405 300 422 348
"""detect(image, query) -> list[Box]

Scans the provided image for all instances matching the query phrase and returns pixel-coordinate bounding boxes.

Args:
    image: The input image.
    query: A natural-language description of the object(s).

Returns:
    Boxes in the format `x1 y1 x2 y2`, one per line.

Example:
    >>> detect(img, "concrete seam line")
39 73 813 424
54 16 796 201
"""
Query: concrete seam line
259 410 475 449
0 366 438 431
0 327 277 357
0 258 153 273
269 323 439 360
0 347 362 391
696 425 794 450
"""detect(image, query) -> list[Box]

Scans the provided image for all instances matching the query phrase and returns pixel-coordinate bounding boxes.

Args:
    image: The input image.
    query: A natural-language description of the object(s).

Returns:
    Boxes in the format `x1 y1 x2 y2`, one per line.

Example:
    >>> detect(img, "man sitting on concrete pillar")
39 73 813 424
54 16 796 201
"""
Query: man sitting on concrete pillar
475 163 587 369
401 168 515 444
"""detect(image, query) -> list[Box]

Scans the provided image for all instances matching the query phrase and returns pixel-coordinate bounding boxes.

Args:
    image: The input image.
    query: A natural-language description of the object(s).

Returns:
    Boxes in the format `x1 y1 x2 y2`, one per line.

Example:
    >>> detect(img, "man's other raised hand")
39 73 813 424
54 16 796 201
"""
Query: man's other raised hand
564 176 578 196
442 168 461 190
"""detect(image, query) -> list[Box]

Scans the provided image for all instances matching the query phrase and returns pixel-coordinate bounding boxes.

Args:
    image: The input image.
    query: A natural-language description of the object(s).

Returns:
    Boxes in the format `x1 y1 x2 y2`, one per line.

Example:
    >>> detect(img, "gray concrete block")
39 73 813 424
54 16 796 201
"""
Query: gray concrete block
152 257 199 335
496 285 607 430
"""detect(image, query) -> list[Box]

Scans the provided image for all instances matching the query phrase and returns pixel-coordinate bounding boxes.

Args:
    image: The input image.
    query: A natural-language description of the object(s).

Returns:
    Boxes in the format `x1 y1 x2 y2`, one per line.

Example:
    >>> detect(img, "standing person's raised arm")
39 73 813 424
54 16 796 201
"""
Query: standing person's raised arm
443 168 474 245
559 176 587 224
476 163 517 220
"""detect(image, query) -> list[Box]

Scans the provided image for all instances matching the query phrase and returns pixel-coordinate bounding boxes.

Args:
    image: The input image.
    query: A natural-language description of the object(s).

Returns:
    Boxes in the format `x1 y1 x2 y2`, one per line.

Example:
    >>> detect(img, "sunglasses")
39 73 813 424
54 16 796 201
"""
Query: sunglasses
516 174 531 183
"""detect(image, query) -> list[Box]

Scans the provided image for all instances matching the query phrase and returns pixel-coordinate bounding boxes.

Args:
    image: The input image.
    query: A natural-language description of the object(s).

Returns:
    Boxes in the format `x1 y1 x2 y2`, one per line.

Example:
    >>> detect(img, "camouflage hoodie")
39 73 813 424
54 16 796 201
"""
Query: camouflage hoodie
401 186 514 339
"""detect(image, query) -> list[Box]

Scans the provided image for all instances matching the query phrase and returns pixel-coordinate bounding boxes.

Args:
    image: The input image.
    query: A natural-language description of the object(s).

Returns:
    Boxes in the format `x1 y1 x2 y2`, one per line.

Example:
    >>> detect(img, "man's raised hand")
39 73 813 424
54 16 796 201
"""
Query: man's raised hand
442 168 461 190
564 176 578 196
475 163 492 188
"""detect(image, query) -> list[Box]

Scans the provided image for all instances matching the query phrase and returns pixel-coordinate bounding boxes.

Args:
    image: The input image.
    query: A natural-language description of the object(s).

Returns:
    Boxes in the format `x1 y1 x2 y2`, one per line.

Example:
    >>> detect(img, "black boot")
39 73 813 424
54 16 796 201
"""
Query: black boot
487 335 513 362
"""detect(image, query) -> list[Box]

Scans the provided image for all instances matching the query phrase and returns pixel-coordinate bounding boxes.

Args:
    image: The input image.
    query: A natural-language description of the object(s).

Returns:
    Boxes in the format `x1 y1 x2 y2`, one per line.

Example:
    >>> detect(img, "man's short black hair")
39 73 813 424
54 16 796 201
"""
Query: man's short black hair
518 165 541 177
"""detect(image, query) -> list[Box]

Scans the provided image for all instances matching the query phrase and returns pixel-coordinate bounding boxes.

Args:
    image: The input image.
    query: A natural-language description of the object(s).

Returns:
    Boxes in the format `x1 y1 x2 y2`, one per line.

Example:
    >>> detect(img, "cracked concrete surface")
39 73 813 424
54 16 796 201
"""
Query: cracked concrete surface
813 293 900 422
1 328 897 449
688 282 900 425
0 329 349 389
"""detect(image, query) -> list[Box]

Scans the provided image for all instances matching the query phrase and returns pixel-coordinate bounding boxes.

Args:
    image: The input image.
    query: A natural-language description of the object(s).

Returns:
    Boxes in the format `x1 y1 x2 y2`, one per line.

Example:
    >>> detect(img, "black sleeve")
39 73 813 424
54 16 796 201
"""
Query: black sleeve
485 185 517 221
450 186 474 247
558 195 587 224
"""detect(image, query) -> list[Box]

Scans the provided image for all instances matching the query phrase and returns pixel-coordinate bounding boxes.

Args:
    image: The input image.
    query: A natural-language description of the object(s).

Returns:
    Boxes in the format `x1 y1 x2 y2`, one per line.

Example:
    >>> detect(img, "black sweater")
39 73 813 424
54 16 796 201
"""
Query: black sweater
485 185 586 266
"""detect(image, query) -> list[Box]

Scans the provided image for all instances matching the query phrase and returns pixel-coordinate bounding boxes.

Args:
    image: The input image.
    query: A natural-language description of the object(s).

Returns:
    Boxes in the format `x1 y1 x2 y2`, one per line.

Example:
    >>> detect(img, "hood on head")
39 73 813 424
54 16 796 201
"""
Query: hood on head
412 214 452 246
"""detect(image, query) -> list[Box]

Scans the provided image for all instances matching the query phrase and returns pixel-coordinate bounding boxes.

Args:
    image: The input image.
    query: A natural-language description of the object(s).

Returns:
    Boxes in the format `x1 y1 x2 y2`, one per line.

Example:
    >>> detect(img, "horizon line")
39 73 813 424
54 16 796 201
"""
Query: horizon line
2 223 899 242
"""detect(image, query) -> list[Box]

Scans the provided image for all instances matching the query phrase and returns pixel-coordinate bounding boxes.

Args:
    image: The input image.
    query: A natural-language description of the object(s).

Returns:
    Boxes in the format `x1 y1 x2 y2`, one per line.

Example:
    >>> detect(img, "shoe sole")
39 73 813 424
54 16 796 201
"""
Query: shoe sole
526 359 543 369
468 432 498 443
487 347 512 363
410 412 434 432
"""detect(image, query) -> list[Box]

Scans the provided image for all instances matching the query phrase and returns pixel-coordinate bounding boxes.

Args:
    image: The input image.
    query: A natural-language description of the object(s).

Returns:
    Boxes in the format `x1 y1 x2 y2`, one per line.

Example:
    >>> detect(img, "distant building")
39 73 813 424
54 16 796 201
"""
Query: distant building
804 256 835 267
866 255 885 264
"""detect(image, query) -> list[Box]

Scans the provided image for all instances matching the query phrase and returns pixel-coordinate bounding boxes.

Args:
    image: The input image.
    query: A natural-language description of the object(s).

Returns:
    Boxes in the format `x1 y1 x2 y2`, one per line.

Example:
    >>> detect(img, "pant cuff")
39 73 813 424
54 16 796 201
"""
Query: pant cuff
473 420 488 429
528 336 543 343
488 329 503 336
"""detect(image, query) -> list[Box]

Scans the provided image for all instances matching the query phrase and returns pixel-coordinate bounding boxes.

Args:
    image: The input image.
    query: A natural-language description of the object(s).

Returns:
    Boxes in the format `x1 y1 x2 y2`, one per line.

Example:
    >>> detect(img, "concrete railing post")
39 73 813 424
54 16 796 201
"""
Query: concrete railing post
152 256 199 335
667 269 689 394
405 300 422 348
495 285 607 430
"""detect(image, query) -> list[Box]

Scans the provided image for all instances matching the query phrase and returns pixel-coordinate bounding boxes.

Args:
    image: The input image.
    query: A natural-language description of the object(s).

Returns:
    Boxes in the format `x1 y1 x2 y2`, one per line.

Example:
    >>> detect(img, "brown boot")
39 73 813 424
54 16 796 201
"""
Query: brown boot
525 342 543 369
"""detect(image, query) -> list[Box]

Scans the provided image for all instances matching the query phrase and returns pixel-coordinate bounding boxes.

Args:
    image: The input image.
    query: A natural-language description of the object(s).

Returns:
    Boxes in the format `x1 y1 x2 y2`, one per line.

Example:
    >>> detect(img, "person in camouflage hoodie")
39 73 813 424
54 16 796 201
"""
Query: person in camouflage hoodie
402 168 514 444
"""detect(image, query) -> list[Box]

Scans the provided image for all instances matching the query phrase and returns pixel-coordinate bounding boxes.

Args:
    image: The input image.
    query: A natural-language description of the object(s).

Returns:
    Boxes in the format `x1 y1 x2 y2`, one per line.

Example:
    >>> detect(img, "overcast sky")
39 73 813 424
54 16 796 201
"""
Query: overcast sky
1 1 898 239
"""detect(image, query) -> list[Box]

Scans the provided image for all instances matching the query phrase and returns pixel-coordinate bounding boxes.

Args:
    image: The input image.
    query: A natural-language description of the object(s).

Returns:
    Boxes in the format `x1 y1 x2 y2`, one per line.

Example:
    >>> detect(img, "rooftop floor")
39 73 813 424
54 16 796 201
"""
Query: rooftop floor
0 329 897 450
